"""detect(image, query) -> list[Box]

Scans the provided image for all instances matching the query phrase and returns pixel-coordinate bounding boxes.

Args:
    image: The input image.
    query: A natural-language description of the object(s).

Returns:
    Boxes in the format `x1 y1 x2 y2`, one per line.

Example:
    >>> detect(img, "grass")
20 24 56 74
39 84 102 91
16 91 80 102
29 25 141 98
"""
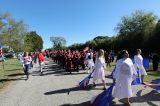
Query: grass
145 71 160 82
0 58 23 90
106 61 160 82
0 58 159 90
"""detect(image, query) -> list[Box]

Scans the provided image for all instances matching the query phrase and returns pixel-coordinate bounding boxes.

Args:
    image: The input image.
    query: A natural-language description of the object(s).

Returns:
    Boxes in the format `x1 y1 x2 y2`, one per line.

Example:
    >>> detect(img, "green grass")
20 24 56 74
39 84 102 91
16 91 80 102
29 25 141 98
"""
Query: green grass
145 71 160 82
0 58 23 90
106 62 115 72
106 61 160 82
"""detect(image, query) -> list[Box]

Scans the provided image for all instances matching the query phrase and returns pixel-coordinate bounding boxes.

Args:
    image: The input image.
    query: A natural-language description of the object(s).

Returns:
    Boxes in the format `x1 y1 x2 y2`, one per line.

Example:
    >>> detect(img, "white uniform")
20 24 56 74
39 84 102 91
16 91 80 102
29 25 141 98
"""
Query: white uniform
93 57 106 81
87 52 94 73
134 54 147 76
113 58 137 99
113 59 123 79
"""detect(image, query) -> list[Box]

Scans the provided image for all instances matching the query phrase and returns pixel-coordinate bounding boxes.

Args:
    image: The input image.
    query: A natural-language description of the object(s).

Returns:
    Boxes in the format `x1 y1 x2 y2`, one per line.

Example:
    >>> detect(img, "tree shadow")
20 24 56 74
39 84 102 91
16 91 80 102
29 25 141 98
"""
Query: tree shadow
60 101 90 106
5 69 22 71
54 72 87 76
44 84 98 96
95 82 113 86
7 73 24 77
0 76 27 83
130 89 160 106
105 75 114 79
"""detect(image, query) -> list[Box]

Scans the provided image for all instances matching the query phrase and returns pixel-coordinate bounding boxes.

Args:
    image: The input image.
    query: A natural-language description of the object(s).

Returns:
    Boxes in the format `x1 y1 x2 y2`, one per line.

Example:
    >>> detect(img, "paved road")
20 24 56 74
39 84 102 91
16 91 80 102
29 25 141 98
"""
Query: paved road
0 58 159 106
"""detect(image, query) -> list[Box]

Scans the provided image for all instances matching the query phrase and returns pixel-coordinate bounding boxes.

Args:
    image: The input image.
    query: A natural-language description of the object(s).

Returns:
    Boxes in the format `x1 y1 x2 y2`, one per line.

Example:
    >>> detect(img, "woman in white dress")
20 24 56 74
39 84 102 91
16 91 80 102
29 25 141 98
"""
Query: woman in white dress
134 49 147 84
92 49 106 90
113 50 137 106
86 50 94 73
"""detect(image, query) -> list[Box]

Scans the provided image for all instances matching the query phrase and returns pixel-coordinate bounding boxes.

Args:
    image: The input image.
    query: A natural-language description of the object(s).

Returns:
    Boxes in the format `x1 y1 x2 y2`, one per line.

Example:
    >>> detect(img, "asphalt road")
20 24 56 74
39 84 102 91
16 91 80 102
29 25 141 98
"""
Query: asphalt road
0 58 159 106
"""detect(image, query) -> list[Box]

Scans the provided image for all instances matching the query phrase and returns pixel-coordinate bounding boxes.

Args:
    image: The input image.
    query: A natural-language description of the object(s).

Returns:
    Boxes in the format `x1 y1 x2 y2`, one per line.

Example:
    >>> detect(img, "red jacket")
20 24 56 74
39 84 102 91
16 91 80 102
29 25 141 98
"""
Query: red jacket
38 52 44 62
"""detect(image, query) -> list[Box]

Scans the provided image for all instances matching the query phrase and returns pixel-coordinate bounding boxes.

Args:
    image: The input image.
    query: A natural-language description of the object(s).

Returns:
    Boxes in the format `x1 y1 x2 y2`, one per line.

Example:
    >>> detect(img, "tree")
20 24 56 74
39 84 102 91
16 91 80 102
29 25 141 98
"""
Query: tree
50 36 66 50
115 10 157 54
23 31 43 52
0 12 27 52
148 19 160 52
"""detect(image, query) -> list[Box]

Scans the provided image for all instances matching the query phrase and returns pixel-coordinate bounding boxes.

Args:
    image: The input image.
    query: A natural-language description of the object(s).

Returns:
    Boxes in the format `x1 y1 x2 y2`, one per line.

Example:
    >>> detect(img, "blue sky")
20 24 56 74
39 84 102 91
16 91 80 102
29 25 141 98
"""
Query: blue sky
0 0 160 49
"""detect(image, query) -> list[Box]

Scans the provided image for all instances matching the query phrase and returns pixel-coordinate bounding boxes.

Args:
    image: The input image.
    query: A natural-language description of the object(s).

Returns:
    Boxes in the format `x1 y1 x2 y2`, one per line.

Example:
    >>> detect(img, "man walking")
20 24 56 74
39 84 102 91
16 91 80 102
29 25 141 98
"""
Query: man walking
38 50 44 75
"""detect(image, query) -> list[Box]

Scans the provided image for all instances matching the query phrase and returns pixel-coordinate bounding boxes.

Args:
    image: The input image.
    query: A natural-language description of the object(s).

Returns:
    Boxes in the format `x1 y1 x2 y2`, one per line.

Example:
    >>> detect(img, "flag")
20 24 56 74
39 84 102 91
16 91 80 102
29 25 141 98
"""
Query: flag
79 72 93 88
83 47 89 52
144 82 160 91
90 83 115 106
143 58 150 68
148 79 160 90
132 58 150 68
132 71 141 85
110 67 116 77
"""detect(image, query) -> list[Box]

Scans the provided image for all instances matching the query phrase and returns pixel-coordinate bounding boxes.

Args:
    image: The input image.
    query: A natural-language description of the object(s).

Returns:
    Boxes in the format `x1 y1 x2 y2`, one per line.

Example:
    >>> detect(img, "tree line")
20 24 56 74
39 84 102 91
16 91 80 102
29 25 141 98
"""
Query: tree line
0 12 43 53
67 10 160 56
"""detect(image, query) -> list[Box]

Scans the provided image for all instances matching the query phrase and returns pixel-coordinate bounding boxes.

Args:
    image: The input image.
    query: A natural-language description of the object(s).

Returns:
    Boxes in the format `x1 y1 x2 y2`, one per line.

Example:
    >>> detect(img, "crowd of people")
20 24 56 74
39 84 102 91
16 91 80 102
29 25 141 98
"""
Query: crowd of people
18 50 45 80
17 48 159 106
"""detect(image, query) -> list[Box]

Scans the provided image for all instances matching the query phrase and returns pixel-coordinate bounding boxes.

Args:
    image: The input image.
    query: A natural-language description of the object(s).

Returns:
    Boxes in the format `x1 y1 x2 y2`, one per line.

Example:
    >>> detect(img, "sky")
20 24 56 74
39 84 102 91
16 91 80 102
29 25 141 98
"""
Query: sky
0 0 160 49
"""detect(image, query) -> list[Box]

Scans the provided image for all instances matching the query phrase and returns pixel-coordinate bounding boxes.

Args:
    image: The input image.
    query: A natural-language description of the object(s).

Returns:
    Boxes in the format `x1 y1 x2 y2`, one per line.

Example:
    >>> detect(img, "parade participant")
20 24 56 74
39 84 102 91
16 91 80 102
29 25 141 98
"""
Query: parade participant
86 49 94 73
73 50 80 71
92 49 106 90
34 50 38 64
66 49 73 73
80 51 86 70
93 51 96 63
28 52 33 69
23 52 32 80
84 50 90 71
113 50 137 106
105 51 111 67
151 52 160 71
112 51 123 82
134 49 147 84
38 50 45 75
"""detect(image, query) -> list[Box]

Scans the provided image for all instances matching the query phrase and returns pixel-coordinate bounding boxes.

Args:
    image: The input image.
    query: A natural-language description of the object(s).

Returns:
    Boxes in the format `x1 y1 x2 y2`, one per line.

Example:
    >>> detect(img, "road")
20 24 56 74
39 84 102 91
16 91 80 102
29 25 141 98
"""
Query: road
0 58 159 106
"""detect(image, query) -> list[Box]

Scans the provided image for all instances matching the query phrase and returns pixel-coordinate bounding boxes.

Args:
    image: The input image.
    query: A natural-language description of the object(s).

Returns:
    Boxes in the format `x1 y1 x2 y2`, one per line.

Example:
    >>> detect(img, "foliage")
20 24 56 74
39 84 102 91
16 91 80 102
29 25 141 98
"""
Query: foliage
50 36 66 50
115 10 157 54
68 10 159 56
0 13 27 52
23 31 43 52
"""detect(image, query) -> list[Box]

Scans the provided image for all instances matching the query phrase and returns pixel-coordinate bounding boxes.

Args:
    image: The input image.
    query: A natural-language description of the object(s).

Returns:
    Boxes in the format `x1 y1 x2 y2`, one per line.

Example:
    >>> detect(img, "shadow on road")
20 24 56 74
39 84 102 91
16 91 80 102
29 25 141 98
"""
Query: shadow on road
0 76 27 82
5 69 22 71
130 89 160 106
44 84 103 96
7 73 25 77
60 101 90 106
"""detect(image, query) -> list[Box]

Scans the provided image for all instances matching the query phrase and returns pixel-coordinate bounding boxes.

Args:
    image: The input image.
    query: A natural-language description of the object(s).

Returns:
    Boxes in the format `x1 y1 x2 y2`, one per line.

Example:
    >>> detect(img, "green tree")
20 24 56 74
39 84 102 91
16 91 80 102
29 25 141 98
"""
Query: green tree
0 12 27 52
50 36 66 50
115 10 157 54
148 19 160 52
23 31 43 52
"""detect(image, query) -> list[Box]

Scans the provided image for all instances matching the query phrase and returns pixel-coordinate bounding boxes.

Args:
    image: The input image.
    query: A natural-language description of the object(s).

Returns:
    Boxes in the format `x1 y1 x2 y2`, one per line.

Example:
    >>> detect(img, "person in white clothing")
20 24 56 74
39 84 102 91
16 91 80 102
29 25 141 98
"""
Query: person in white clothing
23 52 32 80
113 50 137 106
134 49 147 84
113 51 123 81
92 49 106 90
86 50 94 73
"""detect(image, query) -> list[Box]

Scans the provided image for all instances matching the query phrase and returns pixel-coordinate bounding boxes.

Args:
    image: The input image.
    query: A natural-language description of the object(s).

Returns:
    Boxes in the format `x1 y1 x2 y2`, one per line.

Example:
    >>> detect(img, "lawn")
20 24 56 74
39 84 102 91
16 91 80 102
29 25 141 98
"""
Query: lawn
106 61 160 82
0 58 23 90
